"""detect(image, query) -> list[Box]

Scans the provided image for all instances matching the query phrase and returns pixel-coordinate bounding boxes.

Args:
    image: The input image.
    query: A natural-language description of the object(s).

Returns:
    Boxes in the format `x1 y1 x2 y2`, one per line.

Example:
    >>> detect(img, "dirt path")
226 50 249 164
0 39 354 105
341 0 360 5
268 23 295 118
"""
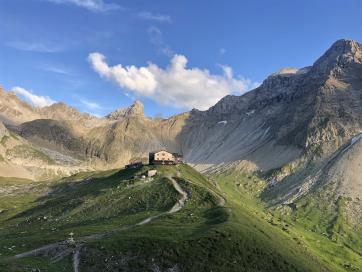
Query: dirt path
168 177 188 213
13 177 189 272
73 245 83 272
136 177 188 225
14 241 69 259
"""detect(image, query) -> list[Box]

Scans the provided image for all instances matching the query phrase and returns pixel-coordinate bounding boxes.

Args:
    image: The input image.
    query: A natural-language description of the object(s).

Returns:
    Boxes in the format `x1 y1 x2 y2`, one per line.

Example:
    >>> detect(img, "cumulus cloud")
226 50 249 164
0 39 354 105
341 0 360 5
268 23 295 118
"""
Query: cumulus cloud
46 0 121 12
88 53 259 110
137 11 171 23
12 87 56 108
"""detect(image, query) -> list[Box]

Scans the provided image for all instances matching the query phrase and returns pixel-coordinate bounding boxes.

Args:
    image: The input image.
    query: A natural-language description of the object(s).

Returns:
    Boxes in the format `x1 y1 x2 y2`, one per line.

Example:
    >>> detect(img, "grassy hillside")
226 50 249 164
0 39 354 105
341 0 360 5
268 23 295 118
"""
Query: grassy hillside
276 187 362 272
0 164 346 271
212 169 362 272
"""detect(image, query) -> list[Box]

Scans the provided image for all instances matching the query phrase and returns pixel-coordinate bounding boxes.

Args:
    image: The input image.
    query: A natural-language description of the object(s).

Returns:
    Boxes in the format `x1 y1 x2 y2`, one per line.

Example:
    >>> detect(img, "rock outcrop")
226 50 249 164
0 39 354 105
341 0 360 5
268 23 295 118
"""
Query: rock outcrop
106 100 144 120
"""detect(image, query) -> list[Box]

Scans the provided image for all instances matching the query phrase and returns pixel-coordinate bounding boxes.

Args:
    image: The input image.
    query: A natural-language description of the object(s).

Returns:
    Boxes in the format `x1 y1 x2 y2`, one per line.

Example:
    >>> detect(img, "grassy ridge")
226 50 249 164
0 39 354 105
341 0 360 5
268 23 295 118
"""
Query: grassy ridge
0 164 351 271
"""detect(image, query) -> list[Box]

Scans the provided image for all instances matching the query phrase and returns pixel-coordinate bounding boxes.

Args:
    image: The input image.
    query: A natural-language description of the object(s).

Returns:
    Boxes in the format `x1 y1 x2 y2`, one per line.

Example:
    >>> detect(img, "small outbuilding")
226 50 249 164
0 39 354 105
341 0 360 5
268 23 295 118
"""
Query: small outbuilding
125 161 143 169
147 169 157 177
172 153 183 164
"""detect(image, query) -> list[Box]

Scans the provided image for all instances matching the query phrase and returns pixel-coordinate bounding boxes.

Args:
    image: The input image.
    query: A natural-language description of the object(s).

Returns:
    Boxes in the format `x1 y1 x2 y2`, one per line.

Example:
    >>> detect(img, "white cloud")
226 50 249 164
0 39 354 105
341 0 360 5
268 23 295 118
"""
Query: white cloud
7 41 62 53
219 64 233 79
12 87 56 108
80 99 103 110
220 48 226 55
88 53 259 110
137 11 171 23
148 26 173 57
39 64 70 75
75 96 106 117
46 0 121 12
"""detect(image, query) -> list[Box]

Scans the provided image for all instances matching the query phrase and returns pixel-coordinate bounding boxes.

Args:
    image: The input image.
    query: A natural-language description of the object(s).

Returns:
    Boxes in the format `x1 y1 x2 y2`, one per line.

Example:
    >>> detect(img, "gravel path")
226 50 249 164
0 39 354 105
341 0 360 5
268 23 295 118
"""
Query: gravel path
168 177 188 213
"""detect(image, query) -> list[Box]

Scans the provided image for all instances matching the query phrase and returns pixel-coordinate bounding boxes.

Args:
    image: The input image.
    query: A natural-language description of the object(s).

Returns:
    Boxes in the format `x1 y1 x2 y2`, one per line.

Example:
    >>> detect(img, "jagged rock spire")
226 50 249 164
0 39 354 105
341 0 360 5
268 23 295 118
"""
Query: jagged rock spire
106 100 145 120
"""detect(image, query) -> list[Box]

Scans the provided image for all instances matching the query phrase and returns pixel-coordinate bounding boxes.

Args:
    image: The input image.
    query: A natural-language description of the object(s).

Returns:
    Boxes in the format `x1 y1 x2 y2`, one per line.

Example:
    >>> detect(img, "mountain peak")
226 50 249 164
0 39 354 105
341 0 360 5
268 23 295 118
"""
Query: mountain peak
106 100 144 120
130 100 144 116
38 101 94 121
311 39 362 77
329 39 361 53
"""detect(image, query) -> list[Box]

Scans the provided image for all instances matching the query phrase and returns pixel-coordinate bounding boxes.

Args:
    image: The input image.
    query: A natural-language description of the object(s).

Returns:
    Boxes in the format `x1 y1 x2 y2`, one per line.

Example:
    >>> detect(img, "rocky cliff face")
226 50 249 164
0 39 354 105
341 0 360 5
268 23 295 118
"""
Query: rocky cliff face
206 39 362 158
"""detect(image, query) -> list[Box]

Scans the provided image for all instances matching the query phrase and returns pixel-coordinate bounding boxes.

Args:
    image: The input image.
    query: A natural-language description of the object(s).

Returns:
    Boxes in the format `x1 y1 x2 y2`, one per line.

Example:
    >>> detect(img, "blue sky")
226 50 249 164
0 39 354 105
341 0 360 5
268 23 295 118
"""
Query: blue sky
0 0 361 117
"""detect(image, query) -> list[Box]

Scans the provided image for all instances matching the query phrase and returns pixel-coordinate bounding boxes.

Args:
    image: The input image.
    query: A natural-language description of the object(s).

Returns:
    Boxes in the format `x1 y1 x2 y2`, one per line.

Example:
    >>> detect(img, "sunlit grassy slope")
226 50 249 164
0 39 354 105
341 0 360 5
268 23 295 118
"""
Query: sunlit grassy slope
0 164 348 271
